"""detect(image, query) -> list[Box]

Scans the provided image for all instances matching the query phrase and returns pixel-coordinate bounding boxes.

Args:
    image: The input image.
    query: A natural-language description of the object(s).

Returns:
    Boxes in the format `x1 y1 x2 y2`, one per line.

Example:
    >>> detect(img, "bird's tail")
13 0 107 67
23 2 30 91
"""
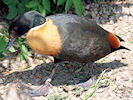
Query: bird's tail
110 34 130 52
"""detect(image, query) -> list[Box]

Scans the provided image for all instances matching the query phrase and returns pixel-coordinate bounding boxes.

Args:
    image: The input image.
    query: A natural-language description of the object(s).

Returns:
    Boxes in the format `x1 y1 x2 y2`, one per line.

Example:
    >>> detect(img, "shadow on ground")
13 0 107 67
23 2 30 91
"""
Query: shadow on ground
0 60 128 86
0 59 128 99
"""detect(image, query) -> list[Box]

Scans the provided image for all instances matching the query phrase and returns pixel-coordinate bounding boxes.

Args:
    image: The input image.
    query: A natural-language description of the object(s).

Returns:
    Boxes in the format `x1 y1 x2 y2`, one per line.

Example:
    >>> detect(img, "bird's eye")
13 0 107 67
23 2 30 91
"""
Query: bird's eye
13 27 17 31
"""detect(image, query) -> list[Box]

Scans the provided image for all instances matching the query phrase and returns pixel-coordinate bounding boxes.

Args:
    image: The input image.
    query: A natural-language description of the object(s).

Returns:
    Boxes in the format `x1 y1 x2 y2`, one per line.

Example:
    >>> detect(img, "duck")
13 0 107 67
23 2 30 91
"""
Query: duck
5 11 129 96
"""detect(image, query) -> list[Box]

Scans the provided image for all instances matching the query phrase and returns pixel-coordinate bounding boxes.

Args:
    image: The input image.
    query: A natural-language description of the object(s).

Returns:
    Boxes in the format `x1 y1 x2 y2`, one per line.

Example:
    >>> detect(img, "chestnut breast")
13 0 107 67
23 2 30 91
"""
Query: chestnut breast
26 18 62 56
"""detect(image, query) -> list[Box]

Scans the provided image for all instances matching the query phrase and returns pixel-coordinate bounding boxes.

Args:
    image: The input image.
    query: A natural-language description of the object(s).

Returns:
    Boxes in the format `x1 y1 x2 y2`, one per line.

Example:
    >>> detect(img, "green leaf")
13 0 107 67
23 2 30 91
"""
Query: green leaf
3 50 8 55
21 0 30 5
0 32 4 36
57 0 66 6
53 0 56 4
42 0 51 12
72 0 83 15
7 5 17 19
15 39 22 46
38 5 46 16
21 45 28 55
2 0 19 6
17 38 26 43
20 54 25 61
20 45 28 61
38 5 43 12
21 0 31 11
31 7 38 11
17 3 25 15
8 46 16 53
3 31 9 37
38 0 42 3
93 0 97 3
26 0 39 8
0 37 7 53
65 0 72 13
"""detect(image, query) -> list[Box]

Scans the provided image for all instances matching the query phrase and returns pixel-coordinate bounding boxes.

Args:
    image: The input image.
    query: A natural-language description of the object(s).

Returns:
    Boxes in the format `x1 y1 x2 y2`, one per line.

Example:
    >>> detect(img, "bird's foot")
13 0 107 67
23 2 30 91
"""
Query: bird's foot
77 75 96 89
29 78 53 97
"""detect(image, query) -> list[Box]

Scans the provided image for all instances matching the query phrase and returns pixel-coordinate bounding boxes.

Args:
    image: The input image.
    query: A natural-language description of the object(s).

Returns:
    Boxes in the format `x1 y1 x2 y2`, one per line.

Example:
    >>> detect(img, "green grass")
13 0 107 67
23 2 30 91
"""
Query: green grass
129 41 133 44
98 58 106 63
131 80 133 83
48 94 68 100
83 69 107 100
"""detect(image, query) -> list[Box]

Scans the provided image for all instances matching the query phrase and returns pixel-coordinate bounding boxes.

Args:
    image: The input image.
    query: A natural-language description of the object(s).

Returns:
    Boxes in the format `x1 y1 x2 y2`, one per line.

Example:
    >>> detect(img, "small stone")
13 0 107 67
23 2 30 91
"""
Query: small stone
85 5 90 10
30 75 34 78
110 20 114 24
83 11 88 16
45 56 54 63
58 88 63 92
0 79 4 84
35 78 41 82
96 88 104 93
91 12 96 18
68 91 72 95
102 14 109 19
22 75 27 79
32 70 36 75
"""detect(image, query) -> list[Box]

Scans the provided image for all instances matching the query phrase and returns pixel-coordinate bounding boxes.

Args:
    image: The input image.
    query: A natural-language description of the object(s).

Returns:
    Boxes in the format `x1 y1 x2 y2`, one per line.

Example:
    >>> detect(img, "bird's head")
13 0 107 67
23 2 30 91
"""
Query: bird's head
6 11 46 50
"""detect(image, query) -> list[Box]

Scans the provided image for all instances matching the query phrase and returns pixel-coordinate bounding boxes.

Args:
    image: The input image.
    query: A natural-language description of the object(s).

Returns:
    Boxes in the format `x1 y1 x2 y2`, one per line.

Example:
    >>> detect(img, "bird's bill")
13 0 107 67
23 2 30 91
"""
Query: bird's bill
5 37 17 50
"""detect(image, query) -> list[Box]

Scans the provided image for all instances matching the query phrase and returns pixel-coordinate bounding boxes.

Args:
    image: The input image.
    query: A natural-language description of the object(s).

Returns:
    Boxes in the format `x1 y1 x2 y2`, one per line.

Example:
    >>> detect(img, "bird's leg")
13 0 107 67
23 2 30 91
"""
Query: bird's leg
77 63 96 89
88 63 94 76
29 64 58 97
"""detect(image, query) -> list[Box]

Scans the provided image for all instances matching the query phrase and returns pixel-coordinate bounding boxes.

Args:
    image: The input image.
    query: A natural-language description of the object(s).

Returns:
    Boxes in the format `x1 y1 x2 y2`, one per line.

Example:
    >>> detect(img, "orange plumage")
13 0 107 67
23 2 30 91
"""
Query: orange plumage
108 32 120 48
